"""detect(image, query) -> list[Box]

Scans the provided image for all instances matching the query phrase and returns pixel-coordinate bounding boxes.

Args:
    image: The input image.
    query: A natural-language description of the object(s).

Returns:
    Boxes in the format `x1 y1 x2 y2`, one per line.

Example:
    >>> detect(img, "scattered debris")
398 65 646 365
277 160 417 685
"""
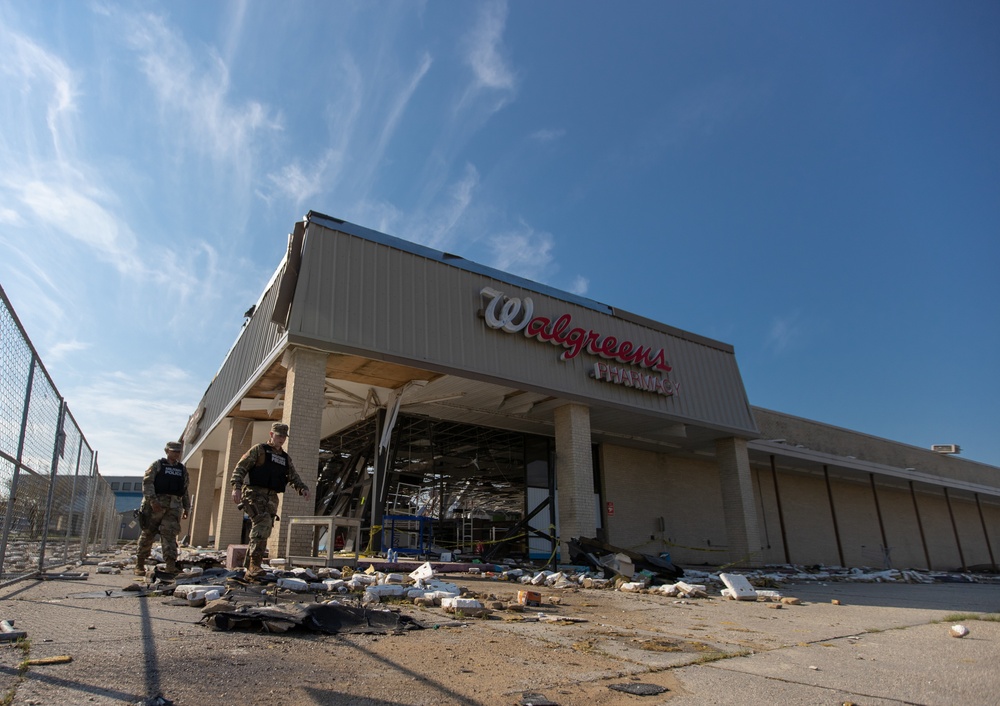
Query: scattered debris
608 683 668 696
23 655 72 666
518 590 541 606
519 693 559 706
442 597 489 617
37 572 88 581
719 573 757 600
201 602 422 635
0 620 26 642
568 536 684 581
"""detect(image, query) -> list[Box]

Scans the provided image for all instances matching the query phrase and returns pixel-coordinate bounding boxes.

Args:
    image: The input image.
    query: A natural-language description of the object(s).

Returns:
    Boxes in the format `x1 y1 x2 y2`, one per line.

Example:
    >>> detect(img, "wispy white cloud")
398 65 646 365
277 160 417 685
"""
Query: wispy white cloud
352 199 403 237
0 257 66 327
568 275 589 296
0 10 262 347
765 312 803 354
463 1 516 92
457 0 517 115
13 178 144 274
0 25 163 283
47 339 91 363
530 128 565 143
426 163 479 250
487 222 555 282
366 163 481 252
67 364 205 476
267 150 340 208
221 0 249 67
119 10 282 175
0 26 79 161
369 52 432 178
0 206 23 225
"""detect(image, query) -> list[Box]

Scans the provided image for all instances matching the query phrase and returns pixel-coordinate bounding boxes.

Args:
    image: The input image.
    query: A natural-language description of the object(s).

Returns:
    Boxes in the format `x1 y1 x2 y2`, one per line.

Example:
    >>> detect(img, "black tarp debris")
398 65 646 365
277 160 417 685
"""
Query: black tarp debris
608 683 668 696
568 536 684 582
38 572 88 580
202 602 423 635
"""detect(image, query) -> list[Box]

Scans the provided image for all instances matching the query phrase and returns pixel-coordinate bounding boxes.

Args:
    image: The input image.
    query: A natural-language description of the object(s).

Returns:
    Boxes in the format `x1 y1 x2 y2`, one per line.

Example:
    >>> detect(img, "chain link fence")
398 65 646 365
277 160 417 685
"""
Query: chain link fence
0 285 118 583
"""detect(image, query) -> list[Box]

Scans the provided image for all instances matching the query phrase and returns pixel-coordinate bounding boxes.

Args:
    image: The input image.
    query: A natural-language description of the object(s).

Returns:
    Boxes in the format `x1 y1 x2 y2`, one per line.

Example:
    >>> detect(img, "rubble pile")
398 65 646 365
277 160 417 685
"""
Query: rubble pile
92 540 1000 637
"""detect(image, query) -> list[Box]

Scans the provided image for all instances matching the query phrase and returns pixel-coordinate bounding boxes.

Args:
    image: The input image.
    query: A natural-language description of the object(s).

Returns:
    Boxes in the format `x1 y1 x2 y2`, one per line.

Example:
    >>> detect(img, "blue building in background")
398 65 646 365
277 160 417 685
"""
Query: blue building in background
104 475 143 540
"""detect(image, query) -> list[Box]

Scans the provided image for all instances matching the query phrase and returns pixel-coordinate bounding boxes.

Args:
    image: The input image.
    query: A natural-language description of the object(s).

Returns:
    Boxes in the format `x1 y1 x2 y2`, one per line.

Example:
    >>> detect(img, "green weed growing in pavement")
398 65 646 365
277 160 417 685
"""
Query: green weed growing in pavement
685 648 752 665
0 637 32 706
940 613 1000 623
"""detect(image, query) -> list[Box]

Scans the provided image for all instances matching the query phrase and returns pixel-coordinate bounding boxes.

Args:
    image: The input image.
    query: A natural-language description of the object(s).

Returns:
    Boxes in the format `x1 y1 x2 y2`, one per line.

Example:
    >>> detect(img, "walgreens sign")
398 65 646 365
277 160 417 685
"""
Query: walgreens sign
481 287 676 397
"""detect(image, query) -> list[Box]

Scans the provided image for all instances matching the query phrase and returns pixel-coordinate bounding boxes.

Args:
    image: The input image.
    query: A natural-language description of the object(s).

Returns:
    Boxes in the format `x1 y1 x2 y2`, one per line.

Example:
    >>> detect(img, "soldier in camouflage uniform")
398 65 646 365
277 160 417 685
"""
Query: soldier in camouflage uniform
136 441 190 576
229 422 310 579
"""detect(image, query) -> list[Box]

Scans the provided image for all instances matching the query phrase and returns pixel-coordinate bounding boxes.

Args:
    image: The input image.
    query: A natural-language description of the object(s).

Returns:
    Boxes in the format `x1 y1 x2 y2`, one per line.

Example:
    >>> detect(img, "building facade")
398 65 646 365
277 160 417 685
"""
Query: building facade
177 213 1000 571
103 475 143 541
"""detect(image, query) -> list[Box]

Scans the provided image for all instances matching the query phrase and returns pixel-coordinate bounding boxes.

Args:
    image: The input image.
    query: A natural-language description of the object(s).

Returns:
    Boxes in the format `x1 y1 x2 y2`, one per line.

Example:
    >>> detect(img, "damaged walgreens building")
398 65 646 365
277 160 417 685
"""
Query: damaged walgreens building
178 212 1000 572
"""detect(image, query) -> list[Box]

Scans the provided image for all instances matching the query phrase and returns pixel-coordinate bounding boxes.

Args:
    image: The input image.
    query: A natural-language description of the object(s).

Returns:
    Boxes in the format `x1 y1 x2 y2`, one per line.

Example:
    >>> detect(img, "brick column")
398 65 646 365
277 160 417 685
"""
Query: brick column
554 404 595 561
214 418 255 550
269 347 326 559
716 437 762 567
189 449 218 547
183 466 199 541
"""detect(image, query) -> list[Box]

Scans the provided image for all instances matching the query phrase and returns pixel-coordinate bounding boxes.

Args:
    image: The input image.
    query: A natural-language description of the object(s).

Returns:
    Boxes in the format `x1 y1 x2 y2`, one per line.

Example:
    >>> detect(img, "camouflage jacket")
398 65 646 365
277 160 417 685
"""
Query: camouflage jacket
142 459 190 512
229 443 308 493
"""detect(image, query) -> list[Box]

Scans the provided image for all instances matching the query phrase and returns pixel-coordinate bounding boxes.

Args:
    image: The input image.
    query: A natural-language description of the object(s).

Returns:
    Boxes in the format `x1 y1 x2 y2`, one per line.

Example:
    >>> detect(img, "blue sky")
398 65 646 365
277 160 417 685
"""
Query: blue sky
1 1 997 476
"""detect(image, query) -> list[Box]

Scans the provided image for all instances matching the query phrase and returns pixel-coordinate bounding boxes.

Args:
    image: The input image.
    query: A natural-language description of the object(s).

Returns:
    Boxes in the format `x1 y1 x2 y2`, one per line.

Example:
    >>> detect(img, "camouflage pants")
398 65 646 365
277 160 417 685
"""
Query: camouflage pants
137 496 183 563
241 486 280 564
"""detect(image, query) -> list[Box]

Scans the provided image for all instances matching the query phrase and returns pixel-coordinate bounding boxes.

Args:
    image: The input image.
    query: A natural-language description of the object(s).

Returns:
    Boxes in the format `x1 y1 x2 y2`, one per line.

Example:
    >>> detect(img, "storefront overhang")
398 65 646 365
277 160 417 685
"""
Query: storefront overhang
283 212 759 442
183 212 760 470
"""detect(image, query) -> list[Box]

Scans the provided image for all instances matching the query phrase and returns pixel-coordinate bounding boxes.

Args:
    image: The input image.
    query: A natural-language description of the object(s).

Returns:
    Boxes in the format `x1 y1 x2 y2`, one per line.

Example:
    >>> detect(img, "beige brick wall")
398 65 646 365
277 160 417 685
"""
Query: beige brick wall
214 418 254 550
269 347 326 559
189 449 218 546
554 404 595 558
751 461 1000 570
876 485 929 568
716 437 762 567
601 445 1000 571
601 444 730 566
827 478 884 567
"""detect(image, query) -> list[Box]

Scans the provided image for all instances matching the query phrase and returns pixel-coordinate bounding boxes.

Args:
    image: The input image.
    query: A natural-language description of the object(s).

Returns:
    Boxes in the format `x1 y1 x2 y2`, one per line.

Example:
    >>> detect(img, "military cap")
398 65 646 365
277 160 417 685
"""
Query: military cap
271 423 290 437
164 441 183 452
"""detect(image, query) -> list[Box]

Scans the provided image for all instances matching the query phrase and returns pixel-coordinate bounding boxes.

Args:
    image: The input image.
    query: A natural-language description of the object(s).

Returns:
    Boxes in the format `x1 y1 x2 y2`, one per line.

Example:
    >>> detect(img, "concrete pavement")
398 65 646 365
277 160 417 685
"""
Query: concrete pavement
0 557 997 705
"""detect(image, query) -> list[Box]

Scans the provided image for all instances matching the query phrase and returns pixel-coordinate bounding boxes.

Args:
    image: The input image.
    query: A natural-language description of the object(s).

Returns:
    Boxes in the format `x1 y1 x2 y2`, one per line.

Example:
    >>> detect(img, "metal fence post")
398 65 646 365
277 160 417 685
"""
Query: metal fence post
0 358 36 577
79 451 98 561
63 436 84 563
37 399 67 573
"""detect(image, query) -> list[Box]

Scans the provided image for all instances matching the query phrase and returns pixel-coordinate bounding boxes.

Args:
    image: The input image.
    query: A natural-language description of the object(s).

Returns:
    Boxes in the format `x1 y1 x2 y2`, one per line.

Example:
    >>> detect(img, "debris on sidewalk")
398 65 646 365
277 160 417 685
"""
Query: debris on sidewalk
23 655 73 666
608 682 668 696
38 572 88 581
568 536 684 581
201 602 422 635
0 619 26 642
719 572 758 600
950 624 970 638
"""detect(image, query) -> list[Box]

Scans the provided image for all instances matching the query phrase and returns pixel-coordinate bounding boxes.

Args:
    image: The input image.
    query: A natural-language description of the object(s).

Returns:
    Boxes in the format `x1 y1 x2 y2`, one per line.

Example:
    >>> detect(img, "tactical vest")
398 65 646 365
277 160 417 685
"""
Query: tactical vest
247 444 290 492
152 460 186 496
